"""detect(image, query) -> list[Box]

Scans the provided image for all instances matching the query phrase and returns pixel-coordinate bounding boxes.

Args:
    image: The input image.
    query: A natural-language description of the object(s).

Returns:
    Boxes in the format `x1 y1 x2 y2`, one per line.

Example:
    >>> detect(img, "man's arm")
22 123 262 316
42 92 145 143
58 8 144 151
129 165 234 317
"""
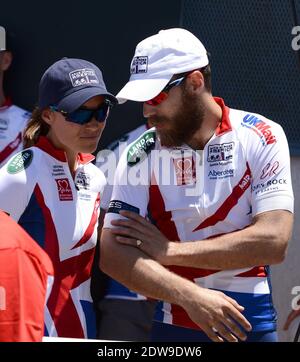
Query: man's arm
111 209 293 269
100 228 252 342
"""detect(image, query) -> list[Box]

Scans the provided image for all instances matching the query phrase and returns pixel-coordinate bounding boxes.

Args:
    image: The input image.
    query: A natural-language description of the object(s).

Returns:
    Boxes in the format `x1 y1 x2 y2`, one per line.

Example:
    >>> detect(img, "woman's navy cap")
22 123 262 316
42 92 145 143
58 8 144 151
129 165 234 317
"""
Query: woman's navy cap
38 58 117 112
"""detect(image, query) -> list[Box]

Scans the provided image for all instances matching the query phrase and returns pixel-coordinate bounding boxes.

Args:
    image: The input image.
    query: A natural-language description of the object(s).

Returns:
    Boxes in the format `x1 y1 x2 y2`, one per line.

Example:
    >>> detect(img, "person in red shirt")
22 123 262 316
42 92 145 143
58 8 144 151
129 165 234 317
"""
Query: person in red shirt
0 210 54 342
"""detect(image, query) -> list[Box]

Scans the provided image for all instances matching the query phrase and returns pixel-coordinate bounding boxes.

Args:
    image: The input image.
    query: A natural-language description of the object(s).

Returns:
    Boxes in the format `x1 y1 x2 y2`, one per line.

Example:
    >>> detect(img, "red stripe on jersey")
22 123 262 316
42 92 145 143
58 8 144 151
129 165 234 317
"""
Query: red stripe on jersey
236 266 267 278
148 182 180 241
168 265 219 280
35 185 95 338
170 304 201 330
214 97 232 136
0 132 22 164
71 193 100 249
149 182 210 329
193 163 252 232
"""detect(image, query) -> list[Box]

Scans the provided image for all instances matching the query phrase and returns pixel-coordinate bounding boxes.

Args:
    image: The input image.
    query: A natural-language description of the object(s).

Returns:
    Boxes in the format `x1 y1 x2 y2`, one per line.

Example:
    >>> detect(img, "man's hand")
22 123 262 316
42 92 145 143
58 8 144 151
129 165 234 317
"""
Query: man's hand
181 286 252 342
110 210 174 264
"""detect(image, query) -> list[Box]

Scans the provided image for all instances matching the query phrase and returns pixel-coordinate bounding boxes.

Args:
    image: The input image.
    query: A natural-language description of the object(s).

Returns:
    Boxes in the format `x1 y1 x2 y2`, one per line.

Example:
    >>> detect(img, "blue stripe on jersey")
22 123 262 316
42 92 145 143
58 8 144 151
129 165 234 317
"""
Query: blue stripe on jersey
225 290 277 332
154 300 165 322
154 291 277 332
80 300 96 338
18 191 46 248
44 324 49 337
105 278 142 299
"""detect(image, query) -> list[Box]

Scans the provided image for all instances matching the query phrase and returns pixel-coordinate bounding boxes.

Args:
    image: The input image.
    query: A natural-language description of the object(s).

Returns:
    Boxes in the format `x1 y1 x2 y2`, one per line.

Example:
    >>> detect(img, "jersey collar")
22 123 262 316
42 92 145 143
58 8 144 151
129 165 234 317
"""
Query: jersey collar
214 97 232 136
35 136 95 164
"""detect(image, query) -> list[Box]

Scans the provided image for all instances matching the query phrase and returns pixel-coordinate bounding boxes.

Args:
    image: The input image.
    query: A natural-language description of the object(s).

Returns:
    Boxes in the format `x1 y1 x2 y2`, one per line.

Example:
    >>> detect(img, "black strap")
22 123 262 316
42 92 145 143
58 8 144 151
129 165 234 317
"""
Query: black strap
294 319 300 342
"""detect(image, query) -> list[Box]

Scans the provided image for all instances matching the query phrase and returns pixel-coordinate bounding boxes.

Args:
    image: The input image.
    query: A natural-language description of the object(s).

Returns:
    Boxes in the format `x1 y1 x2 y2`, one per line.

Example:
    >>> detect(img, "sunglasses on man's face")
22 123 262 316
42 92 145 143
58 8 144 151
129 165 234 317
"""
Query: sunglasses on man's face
145 74 188 106
50 99 113 125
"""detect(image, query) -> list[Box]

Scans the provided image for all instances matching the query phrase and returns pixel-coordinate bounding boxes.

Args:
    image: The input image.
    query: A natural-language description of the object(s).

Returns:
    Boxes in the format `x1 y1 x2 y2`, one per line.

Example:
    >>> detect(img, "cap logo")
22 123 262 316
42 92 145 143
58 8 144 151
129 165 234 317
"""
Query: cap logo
69 68 99 87
130 56 148 74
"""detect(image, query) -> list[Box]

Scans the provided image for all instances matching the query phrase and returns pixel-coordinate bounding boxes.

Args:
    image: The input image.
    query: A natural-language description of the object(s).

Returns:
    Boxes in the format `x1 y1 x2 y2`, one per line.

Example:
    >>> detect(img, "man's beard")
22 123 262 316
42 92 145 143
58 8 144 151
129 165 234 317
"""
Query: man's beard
150 88 205 148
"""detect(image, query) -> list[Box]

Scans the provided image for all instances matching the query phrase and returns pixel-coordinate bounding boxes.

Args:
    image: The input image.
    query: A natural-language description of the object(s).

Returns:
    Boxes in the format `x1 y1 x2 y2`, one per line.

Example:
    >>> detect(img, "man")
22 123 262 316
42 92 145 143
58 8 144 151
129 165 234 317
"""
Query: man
100 28 293 342
93 123 156 341
0 26 30 167
0 210 54 341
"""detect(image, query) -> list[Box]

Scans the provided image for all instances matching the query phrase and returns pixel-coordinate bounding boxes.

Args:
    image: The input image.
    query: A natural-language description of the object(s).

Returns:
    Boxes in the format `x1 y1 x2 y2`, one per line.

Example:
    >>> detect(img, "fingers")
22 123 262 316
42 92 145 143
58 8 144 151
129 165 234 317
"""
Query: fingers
225 303 252 332
213 322 238 342
201 325 224 342
222 316 247 341
111 218 149 236
115 236 138 247
223 294 244 311
111 227 142 242
119 210 150 226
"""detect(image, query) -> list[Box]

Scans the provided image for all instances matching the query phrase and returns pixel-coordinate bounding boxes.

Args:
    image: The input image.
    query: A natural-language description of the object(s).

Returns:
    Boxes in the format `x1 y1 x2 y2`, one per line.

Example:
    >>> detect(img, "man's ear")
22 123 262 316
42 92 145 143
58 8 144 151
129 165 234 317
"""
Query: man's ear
188 70 205 91
0 51 13 71
41 108 53 126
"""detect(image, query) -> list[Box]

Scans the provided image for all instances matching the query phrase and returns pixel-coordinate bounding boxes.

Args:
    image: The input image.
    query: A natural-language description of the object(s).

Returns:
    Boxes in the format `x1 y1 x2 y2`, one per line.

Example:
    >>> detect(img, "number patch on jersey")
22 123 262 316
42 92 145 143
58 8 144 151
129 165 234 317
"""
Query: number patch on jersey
7 150 33 174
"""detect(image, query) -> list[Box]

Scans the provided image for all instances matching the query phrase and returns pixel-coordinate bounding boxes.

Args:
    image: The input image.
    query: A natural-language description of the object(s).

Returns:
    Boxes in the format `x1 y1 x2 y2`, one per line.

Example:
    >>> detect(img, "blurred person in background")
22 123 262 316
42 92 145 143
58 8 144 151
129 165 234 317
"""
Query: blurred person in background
0 26 30 168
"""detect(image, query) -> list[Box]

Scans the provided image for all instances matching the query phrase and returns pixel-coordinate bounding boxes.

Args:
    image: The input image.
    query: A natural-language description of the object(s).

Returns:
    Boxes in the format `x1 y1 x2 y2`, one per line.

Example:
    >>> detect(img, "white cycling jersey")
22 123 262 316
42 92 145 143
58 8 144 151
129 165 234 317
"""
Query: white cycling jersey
104 97 294 332
0 98 29 167
0 136 106 338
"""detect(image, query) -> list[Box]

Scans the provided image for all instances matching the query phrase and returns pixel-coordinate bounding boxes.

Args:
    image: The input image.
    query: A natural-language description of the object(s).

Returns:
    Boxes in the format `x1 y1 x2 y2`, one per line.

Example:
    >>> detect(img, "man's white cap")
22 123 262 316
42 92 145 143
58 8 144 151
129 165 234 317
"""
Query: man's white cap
117 28 209 103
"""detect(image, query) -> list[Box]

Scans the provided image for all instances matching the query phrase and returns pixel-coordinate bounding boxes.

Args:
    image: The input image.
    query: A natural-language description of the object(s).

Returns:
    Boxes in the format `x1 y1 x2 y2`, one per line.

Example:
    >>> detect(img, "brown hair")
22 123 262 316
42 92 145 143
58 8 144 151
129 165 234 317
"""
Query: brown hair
176 64 212 93
23 107 50 148
201 64 212 92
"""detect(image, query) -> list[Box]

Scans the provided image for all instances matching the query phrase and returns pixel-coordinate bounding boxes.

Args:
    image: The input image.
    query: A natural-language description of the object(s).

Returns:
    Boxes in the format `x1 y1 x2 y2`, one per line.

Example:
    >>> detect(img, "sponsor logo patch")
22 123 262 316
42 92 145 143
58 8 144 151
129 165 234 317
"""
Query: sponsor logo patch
260 161 279 179
0 118 8 131
207 142 234 165
55 178 73 201
52 165 66 177
69 68 99 87
107 200 140 215
252 178 287 195
127 130 156 166
7 150 33 174
208 168 234 179
173 155 196 185
130 56 148 74
241 114 276 145
75 171 90 190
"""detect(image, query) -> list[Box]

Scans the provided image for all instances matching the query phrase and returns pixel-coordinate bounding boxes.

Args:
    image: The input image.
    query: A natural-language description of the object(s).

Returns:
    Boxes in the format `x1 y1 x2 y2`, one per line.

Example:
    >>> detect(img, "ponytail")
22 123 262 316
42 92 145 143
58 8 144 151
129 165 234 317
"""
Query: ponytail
23 107 50 148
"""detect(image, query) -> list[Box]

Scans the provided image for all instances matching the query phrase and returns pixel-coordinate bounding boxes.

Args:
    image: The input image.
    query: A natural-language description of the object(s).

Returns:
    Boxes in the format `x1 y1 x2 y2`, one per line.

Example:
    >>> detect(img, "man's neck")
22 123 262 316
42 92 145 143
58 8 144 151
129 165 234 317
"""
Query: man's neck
187 94 222 150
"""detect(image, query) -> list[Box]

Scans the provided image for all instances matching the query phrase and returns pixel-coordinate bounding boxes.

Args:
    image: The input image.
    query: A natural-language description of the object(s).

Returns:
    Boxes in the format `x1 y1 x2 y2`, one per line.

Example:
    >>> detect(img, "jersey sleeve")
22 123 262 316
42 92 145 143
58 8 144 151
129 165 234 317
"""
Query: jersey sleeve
245 122 294 216
0 149 36 221
96 149 118 211
96 141 130 211
103 144 150 228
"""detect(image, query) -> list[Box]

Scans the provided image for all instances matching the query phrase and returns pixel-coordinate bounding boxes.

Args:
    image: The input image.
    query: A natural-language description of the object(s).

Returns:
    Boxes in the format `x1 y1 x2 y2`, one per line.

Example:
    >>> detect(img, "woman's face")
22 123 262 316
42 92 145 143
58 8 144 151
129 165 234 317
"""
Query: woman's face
45 95 108 154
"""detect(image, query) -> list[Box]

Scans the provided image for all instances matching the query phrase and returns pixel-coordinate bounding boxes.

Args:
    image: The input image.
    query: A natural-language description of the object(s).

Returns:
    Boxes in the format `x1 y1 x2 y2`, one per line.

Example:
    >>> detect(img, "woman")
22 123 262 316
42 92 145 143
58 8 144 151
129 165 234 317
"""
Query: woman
0 58 116 339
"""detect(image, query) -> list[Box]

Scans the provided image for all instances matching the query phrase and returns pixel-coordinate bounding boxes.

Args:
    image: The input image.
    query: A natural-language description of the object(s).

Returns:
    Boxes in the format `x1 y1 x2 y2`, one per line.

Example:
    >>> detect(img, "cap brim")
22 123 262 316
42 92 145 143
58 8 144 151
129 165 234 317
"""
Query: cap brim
58 87 117 112
116 77 172 104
